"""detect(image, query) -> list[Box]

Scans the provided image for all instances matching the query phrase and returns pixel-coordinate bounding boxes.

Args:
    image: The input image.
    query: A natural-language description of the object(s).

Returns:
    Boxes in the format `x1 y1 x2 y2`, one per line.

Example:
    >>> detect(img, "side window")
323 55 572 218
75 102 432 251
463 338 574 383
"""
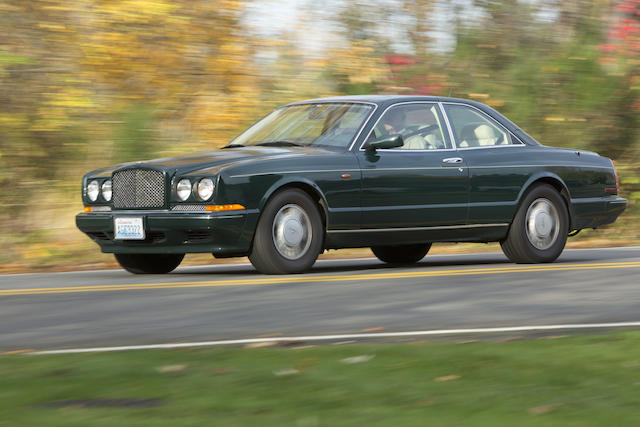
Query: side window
366 103 451 150
444 104 519 148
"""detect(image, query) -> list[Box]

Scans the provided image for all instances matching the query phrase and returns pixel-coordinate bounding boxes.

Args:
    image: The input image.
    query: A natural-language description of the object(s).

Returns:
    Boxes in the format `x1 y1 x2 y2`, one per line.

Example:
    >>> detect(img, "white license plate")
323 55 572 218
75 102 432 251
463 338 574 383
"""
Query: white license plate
114 217 145 240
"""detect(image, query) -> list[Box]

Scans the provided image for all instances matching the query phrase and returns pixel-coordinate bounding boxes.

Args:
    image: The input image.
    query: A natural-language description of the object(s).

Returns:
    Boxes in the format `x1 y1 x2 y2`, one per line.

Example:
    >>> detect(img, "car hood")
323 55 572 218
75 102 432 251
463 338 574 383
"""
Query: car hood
86 146 337 178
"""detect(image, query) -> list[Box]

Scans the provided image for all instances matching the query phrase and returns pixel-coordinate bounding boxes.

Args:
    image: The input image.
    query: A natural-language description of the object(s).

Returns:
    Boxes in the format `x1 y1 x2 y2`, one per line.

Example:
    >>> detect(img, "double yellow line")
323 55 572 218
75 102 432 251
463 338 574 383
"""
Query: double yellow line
1 261 639 296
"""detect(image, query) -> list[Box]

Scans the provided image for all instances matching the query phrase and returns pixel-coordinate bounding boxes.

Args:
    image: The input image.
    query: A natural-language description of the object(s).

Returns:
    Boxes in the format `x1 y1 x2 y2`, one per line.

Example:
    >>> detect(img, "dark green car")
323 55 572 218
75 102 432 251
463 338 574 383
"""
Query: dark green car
77 95 627 274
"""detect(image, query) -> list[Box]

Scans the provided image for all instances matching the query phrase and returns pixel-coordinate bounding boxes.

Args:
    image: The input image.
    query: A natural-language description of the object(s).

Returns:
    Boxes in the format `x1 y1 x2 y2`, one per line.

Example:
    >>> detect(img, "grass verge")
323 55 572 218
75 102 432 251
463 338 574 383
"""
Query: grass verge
2 332 640 425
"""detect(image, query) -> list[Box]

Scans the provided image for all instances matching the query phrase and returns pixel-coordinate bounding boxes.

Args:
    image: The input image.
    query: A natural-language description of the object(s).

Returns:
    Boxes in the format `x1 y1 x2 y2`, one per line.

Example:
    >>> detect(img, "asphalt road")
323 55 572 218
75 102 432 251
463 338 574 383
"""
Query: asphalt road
1 247 639 352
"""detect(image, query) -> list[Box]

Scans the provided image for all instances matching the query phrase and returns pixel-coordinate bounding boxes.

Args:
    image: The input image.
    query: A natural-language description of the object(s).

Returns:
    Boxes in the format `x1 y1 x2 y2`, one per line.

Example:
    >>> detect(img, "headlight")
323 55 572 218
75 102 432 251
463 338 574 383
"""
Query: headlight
196 178 215 201
101 180 112 202
176 178 192 201
87 180 100 202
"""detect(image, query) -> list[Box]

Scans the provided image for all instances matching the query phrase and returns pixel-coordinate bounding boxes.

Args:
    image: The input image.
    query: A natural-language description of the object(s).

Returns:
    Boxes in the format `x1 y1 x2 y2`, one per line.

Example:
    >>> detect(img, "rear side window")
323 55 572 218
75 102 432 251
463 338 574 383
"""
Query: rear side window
444 104 520 148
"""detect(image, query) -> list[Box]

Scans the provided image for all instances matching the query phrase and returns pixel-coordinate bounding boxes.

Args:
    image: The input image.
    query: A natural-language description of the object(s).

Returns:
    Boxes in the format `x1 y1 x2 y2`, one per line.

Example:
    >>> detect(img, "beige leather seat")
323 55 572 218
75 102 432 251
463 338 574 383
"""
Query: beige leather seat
474 124 499 146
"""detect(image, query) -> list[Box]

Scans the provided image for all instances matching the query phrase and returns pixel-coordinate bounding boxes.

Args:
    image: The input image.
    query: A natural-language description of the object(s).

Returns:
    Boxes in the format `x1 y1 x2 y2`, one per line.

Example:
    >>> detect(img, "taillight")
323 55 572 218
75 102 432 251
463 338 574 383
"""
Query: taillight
607 160 620 195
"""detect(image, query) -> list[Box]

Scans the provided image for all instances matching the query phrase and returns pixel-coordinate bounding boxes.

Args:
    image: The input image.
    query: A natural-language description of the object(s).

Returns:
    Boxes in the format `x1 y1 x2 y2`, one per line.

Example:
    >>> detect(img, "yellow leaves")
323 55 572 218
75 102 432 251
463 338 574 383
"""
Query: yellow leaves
540 66 560 73
486 99 505 107
0 114 29 127
468 93 490 99
97 0 177 23
36 23 71 32
328 40 387 85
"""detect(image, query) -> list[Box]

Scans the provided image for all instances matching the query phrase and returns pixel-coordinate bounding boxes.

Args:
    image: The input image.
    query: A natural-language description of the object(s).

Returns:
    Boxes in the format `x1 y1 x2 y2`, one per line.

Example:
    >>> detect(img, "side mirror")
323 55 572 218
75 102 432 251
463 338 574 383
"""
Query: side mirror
366 134 404 151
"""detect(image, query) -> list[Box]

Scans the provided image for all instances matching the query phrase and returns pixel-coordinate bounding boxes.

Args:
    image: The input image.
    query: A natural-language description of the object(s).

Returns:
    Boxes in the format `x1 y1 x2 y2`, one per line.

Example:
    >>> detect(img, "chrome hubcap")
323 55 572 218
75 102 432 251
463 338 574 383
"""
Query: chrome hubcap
525 198 560 250
272 204 312 260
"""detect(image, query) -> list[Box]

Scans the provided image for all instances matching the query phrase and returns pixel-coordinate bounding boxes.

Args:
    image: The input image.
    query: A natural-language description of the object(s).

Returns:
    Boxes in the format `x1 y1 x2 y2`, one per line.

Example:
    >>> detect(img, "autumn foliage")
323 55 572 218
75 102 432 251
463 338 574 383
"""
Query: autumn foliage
0 0 639 269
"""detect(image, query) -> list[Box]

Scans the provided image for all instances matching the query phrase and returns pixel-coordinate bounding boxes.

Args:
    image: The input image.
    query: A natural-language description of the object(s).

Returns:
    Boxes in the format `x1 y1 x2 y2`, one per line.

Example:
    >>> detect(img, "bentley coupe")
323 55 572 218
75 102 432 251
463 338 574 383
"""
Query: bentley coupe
77 96 627 274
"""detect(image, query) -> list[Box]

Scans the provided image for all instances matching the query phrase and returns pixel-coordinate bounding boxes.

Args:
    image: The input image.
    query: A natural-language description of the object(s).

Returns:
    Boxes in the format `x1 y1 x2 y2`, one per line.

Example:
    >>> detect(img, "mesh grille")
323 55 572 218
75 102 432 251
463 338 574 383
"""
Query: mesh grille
171 204 207 212
112 169 165 209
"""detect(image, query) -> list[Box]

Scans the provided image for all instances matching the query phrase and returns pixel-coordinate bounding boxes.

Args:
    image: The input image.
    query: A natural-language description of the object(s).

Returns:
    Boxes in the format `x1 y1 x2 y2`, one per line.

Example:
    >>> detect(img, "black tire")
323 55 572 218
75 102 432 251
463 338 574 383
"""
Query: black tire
249 189 323 274
500 184 569 263
114 253 184 274
371 243 432 264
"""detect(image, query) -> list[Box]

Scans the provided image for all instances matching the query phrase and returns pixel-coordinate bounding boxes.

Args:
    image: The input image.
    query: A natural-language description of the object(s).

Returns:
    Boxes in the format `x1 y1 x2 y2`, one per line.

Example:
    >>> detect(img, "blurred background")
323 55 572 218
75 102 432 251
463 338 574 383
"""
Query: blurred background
0 0 638 272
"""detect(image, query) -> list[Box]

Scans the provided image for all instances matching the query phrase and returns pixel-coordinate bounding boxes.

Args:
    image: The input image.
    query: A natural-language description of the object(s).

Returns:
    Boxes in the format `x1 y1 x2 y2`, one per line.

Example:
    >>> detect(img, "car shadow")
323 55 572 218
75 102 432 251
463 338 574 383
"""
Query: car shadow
171 247 638 276
173 254 513 276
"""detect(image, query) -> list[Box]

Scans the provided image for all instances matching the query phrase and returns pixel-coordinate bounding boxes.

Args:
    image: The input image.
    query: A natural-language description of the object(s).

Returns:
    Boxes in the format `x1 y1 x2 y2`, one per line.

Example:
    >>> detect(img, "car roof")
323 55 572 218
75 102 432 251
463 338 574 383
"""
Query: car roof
288 95 477 106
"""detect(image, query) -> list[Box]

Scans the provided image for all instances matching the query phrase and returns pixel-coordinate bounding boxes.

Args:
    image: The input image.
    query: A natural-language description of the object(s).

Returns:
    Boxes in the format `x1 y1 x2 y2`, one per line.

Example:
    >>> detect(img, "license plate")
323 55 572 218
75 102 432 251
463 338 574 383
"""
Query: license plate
114 217 145 240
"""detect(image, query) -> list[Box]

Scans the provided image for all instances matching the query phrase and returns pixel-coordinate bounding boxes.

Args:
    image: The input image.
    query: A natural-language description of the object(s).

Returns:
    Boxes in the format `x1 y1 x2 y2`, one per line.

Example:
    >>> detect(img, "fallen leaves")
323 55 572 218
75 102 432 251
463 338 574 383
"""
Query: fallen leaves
273 368 299 377
243 341 276 349
155 364 188 374
528 404 562 415
340 355 375 364
434 375 461 382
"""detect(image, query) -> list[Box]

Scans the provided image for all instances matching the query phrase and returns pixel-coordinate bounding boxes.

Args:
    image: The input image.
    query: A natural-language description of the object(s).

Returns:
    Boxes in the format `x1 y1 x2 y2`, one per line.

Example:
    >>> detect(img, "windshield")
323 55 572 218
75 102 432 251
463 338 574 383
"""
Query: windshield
229 103 373 148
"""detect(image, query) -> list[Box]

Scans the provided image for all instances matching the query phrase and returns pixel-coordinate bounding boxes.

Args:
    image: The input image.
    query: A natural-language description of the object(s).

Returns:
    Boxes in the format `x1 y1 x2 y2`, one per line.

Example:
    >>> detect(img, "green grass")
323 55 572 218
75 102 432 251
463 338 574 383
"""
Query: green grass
2 332 640 426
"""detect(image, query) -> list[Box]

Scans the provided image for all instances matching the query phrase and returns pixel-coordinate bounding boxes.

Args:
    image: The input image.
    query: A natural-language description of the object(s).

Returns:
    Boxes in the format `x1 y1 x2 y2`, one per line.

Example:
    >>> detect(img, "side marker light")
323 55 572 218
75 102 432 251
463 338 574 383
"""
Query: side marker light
205 204 246 212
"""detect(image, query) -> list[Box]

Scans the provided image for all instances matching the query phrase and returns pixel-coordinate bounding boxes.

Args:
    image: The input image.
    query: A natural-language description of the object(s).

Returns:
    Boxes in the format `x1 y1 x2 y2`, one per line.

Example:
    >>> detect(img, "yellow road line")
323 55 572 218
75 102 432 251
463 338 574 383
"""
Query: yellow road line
1 261 639 296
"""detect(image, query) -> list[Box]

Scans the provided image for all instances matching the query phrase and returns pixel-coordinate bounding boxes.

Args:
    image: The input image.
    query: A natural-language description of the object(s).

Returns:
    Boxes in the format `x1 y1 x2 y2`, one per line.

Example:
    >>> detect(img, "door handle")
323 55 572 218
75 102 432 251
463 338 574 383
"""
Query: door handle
442 157 463 164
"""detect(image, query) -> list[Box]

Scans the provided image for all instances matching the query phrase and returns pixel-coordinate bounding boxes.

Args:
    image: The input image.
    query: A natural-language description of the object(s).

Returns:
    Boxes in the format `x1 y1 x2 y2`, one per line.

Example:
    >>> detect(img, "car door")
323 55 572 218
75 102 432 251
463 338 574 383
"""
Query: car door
442 102 530 225
355 102 469 229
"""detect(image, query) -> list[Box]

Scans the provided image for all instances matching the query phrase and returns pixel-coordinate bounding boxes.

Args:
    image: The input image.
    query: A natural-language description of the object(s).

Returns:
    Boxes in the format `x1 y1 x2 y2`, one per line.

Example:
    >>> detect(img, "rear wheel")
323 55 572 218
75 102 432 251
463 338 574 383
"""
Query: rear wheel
371 243 431 265
249 189 323 274
114 253 184 274
500 184 568 263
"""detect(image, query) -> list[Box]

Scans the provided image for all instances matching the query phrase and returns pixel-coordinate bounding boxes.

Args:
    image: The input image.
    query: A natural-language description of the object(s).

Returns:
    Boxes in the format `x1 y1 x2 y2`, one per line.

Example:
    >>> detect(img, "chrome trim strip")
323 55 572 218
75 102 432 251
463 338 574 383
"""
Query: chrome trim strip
230 169 360 179
229 163 611 179
457 144 526 151
438 102 458 149
361 167 467 172
358 101 456 152
89 206 112 212
468 164 613 169
327 223 509 233
440 101 526 148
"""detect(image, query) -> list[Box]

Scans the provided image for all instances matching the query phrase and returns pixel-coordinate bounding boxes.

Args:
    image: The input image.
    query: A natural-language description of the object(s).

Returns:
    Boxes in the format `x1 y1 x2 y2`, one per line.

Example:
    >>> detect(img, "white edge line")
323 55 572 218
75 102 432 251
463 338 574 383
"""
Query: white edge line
28 321 640 355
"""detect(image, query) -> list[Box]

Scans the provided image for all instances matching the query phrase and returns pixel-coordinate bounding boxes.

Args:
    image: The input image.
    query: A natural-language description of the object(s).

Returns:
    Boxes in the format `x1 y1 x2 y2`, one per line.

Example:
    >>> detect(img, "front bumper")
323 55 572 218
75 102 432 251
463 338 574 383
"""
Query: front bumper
76 209 259 255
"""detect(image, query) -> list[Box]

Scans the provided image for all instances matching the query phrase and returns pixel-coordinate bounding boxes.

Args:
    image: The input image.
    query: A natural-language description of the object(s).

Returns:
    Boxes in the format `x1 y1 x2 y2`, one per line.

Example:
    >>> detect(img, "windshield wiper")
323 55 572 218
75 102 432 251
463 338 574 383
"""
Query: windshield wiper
223 144 245 149
255 140 303 147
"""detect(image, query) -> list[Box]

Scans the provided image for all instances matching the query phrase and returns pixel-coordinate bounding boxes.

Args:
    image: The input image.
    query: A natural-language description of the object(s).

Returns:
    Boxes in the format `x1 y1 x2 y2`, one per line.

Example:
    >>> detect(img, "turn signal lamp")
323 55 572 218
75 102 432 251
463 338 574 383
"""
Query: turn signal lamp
205 204 245 212
84 206 92 213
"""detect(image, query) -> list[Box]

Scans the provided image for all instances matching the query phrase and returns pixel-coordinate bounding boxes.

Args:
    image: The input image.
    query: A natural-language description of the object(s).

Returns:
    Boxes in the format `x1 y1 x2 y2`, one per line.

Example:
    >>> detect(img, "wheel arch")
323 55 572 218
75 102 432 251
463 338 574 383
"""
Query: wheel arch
252 178 330 250
515 173 574 230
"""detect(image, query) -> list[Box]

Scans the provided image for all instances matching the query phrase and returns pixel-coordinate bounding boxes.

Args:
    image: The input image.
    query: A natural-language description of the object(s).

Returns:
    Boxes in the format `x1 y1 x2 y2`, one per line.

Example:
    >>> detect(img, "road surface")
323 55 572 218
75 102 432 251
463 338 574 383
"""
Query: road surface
1 247 639 352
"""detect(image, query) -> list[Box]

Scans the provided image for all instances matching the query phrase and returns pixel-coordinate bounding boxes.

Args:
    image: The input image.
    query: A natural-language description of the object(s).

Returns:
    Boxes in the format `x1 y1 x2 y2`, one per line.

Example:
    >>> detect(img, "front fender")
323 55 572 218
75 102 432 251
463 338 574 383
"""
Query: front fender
259 176 329 214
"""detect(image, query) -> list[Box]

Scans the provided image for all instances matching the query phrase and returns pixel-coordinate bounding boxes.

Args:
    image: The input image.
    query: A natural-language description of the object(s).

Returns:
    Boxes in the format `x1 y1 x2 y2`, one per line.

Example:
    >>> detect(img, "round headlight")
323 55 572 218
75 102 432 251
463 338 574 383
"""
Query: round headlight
101 180 112 202
87 180 100 202
176 178 192 201
196 178 215 201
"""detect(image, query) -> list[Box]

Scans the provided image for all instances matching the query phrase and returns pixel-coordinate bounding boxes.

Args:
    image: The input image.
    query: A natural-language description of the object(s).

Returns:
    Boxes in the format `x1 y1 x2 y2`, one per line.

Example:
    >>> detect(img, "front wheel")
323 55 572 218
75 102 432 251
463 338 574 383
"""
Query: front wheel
249 189 324 274
500 184 569 263
371 243 432 265
114 253 184 274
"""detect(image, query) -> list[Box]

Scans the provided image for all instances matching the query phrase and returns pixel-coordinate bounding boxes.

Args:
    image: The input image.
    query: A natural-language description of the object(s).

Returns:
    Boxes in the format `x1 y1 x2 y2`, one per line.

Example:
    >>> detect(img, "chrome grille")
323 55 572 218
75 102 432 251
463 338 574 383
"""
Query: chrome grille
112 169 165 209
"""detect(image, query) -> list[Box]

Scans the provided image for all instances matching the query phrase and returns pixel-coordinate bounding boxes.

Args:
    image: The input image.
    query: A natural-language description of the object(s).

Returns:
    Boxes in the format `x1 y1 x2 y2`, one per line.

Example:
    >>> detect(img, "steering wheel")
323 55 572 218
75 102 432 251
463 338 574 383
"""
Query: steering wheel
401 124 439 139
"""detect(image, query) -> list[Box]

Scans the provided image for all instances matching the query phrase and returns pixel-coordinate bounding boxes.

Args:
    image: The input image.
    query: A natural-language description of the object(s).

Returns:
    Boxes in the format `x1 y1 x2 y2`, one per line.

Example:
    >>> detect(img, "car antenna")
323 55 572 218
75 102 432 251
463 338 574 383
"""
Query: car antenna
448 75 455 97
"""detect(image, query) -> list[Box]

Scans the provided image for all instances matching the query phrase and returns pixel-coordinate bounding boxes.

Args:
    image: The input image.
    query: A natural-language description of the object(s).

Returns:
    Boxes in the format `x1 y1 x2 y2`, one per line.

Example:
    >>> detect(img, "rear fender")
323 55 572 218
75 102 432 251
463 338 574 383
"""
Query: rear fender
515 172 574 230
